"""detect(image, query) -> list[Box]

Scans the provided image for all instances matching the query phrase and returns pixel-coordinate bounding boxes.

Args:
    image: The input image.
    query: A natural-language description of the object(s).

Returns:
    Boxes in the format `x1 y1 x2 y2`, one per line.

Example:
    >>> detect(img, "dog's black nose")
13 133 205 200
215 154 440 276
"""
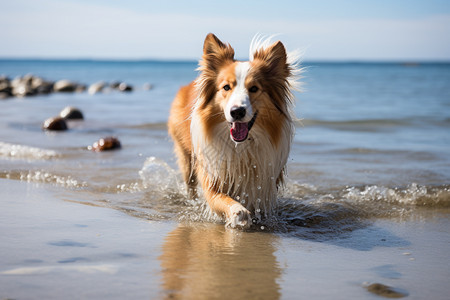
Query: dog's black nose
230 106 246 120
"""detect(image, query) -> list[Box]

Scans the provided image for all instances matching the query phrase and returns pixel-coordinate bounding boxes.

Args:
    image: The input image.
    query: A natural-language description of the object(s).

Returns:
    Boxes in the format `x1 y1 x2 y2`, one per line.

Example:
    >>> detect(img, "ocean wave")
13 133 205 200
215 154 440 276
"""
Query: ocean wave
0 169 87 189
3 154 447 240
0 142 59 160
133 157 450 219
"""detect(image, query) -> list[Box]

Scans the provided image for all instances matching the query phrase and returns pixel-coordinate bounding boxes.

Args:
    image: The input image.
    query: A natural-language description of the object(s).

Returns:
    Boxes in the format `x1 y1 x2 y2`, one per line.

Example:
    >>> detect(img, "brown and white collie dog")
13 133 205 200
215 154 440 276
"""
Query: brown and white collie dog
168 33 300 228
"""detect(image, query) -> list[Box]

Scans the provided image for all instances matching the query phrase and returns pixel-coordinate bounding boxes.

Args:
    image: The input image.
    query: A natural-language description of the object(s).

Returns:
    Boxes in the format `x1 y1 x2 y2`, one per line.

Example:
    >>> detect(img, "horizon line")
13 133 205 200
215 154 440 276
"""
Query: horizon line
1 57 450 64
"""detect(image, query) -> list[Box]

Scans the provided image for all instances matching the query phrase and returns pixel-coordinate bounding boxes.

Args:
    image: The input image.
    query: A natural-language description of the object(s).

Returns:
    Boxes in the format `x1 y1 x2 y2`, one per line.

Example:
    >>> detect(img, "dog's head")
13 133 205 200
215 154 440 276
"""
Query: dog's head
196 33 297 145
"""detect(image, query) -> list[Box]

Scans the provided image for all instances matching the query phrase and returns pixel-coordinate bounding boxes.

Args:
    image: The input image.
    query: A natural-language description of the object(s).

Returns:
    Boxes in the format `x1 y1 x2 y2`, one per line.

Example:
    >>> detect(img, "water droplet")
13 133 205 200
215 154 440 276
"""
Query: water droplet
271 176 274 180
257 186 262 190
236 195 240 200
241 199 246 204
257 198 261 203
260 226 265 230
256 208 261 213
253 165 257 169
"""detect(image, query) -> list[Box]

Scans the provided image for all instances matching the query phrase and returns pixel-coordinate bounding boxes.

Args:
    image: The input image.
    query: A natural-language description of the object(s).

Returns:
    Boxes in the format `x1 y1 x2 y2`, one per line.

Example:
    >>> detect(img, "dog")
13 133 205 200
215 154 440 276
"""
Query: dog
168 33 300 228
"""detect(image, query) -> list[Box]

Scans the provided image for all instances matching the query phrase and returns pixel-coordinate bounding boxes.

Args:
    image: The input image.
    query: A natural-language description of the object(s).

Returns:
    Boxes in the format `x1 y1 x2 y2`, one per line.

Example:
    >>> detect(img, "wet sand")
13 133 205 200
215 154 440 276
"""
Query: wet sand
1 178 449 300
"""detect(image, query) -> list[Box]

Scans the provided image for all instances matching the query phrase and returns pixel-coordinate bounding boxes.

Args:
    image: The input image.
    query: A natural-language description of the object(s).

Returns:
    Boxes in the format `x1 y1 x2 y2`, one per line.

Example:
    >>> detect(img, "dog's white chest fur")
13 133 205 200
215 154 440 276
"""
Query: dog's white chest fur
191 111 292 218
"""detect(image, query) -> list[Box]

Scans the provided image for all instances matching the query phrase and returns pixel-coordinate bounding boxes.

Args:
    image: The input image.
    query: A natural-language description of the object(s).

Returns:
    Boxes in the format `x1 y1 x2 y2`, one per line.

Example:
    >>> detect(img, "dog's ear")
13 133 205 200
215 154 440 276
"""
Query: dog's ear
197 34 235 107
201 33 235 71
203 34 227 55
253 41 289 79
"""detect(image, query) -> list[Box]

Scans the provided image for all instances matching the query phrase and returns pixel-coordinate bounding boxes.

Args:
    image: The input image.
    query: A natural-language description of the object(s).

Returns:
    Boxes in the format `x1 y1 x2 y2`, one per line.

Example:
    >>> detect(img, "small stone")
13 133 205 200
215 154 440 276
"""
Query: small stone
0 92 10 99
88 81 105 95
53 80 78 92
118 82 133 92
366 283 408 298
90 137 121 152
110 81 121 89
42 117 68 131
31 76 54 94
75 84 86 93
59 106 84 120
12 83 36 97
0 81 12 96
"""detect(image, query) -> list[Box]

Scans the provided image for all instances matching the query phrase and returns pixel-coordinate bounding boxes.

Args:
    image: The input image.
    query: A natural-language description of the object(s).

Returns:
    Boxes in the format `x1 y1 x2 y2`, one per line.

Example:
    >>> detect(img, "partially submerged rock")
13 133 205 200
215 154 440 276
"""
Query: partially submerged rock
42 117 68 131
365 283 408 298
59 106 84 120
53 80 79 92
88 81 106 95
118 82 133 92
1 74 146 98
89 137 121 152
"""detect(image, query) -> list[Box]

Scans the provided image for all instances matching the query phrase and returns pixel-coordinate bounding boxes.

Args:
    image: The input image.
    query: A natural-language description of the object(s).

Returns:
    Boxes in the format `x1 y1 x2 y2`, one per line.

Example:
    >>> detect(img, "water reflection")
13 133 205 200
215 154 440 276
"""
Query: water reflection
159 223 281 300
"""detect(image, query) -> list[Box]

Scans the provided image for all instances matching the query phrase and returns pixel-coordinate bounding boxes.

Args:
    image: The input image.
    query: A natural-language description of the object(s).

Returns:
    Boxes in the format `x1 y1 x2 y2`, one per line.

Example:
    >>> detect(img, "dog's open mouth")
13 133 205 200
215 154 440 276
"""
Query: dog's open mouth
230 111 258 143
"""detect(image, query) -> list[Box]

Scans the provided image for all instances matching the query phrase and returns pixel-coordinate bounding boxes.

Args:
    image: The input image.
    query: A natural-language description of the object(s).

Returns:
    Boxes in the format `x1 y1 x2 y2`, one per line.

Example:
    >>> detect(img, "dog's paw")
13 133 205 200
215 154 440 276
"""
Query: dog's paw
226 203 251 229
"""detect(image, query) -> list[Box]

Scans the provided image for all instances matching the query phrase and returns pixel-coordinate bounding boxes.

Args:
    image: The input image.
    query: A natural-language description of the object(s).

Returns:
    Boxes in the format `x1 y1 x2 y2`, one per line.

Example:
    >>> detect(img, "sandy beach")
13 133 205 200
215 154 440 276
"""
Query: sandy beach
1 178 449 299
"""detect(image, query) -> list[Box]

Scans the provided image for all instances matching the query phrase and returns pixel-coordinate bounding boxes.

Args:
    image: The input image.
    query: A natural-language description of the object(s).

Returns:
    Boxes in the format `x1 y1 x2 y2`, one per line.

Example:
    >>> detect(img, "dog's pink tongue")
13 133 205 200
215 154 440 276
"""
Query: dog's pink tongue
230 122 249 142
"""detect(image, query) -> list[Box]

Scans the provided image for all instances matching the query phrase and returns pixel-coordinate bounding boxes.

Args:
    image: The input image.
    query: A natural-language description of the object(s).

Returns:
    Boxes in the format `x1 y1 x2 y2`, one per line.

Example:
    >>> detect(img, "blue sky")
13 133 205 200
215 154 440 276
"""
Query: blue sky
2 0 449 61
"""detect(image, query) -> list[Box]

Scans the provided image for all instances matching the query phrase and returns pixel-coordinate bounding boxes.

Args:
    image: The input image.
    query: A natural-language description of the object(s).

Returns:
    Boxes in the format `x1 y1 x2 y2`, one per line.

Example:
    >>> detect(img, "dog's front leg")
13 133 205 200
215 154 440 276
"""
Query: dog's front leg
203 188 251 229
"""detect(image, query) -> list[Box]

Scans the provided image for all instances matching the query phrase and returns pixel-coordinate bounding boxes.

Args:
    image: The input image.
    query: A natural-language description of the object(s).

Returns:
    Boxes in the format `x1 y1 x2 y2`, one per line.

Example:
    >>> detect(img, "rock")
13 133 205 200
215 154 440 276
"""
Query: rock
88 81 105 95
22 74 34 85
0 75 10 82
12 83 36 97
89 137 121 152
0 81 12 97
76 84 87 93
59 106 84 120
118 82 133 92
31 76 54 94
10 77 23 89
110 81 121 89
143 83 153 90
42 117 68 131
53 80 78 92
36 83 54 94
0 92 10 99
366 283 408 298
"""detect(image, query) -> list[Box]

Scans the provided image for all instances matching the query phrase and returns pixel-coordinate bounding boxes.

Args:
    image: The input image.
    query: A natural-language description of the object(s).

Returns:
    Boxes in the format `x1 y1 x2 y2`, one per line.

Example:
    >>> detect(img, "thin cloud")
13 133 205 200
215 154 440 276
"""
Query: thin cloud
1 0 449 61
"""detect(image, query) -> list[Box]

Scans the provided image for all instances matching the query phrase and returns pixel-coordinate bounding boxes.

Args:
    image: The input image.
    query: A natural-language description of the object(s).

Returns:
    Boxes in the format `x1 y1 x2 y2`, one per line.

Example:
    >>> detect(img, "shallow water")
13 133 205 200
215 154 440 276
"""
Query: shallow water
1 60 450 299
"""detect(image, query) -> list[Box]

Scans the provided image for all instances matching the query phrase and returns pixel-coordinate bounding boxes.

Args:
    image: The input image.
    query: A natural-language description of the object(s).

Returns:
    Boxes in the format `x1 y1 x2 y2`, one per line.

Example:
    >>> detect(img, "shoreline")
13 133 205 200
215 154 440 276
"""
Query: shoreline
1 178 449 299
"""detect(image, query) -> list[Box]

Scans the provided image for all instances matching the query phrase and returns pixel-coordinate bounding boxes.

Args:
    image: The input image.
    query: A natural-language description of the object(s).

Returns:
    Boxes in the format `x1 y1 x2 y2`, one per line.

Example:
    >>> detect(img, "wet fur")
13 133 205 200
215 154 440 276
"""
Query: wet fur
168 33 299 228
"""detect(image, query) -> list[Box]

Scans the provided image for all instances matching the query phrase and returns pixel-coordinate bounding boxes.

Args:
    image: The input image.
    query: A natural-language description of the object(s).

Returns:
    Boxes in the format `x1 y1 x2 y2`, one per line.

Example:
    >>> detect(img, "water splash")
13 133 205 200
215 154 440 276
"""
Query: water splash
139 156 182 194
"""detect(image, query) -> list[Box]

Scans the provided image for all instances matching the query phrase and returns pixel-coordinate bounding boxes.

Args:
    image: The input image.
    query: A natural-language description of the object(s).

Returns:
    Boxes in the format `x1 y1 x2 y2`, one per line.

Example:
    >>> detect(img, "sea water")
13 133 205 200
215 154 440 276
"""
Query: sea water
1 59 449 224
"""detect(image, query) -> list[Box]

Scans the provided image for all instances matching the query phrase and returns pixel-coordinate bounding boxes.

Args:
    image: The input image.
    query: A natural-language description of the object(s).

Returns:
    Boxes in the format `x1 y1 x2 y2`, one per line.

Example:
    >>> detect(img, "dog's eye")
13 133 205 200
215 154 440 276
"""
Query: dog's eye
249 86 259 93
223 84 231 91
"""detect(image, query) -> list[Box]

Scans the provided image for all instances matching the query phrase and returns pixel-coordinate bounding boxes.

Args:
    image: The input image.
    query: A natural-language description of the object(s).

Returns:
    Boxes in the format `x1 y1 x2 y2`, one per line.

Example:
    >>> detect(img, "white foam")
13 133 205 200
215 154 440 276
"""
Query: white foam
0 142 59 161
5 170 87 189
343 183 430 205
